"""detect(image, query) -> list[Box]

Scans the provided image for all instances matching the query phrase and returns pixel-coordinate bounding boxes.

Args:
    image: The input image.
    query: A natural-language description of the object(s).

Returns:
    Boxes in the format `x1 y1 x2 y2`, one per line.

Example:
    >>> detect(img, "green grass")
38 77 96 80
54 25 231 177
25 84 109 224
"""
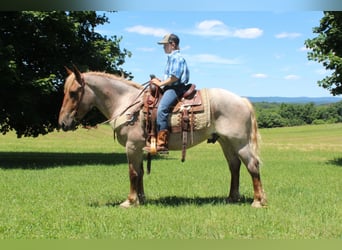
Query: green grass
0 124 341 239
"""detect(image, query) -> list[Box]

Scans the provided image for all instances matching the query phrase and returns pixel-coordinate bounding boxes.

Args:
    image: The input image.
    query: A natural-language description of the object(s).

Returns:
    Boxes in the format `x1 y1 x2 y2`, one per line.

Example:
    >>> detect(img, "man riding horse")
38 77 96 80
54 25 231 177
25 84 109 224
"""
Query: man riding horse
143 33 190 153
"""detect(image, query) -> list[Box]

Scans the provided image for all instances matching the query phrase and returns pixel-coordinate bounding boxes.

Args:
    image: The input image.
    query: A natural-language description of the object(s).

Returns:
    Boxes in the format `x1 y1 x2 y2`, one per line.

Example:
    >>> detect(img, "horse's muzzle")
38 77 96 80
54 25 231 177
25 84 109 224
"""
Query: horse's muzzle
58 110 79 131
59 117 77 131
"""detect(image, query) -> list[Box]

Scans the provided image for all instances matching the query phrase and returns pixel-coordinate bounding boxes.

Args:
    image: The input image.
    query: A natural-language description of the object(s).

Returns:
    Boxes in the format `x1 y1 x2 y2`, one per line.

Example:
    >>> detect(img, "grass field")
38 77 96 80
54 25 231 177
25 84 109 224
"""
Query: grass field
0 124 341 239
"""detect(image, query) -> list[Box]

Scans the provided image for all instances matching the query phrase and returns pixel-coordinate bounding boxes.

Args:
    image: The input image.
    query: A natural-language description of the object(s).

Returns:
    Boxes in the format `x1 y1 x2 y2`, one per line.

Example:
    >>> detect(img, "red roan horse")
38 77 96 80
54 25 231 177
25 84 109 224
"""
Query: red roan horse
58 67 266 208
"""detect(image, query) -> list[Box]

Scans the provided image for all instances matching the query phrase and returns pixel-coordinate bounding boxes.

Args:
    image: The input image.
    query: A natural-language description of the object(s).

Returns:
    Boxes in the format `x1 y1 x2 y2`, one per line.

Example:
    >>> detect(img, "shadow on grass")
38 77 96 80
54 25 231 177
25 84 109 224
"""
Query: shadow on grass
147 195 254 206
96 195 253 208
0 151 127 169
326 157 342 167
0 151 175 170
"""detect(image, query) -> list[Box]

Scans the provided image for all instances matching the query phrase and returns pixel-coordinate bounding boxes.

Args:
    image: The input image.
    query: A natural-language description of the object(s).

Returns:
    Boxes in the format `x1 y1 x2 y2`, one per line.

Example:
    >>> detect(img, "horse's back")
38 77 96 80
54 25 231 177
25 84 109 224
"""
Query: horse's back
207 88 252 118
206 88 255 136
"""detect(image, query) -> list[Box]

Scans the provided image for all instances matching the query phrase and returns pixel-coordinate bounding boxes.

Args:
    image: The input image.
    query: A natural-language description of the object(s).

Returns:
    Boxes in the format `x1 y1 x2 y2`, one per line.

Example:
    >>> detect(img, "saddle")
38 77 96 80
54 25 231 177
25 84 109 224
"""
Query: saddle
143 83 205 166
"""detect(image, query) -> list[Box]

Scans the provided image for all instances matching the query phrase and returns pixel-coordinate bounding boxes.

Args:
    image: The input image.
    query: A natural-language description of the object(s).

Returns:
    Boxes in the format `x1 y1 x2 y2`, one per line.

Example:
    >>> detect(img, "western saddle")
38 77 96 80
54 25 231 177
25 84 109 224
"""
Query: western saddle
143 82 205 173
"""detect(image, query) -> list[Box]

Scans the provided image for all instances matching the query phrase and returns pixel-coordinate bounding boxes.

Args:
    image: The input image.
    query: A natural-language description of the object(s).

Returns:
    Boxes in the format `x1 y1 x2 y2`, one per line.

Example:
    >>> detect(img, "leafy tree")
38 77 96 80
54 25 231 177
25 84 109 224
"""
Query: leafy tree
254 101 342 128
257 110 285 128
279 103 318 126
0 11 132 137
305 11 342 96
321 101 342 123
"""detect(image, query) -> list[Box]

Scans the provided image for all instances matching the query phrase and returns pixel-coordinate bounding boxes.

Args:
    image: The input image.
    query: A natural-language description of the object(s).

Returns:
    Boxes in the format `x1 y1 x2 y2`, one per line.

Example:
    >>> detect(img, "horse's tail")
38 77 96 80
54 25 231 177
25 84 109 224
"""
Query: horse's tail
242 98 261 163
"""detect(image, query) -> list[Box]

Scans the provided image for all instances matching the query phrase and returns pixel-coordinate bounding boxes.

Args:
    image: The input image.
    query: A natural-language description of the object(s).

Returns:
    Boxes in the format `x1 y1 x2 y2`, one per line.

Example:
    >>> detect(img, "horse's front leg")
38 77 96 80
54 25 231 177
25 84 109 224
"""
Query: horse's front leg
120 143 145 208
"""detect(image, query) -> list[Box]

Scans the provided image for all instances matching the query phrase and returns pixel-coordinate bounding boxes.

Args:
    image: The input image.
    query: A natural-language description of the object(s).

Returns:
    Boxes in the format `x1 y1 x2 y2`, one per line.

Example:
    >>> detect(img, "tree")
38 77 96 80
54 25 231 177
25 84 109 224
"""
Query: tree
305 11 342 96
0 11 132 137
257 110 285 128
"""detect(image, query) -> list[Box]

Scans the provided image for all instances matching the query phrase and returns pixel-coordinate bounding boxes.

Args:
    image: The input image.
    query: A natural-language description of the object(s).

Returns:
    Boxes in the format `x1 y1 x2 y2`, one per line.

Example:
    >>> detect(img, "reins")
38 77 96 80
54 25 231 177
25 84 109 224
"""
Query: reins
99 79 151 126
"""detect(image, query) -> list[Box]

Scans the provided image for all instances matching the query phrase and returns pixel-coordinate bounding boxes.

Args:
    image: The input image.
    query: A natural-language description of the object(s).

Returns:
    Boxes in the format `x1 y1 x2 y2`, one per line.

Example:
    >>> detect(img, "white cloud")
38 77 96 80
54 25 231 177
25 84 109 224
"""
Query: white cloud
191 20 263 39
181 45 191 51
233 28 263 39
315 69 328 75
136 47 155 52
284 74 300 80
252 73 268 79
274 53 284 60
192 20 229 36
299 46 311 52
275 32 302 39
198 20 225 31
125 21 263 39
187 53 240 65
125 25 169 37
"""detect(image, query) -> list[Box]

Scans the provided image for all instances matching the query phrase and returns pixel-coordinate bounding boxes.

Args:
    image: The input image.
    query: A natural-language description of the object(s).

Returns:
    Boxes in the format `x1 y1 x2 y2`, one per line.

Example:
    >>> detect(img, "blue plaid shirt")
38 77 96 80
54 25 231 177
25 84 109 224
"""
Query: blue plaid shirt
164 50 190 86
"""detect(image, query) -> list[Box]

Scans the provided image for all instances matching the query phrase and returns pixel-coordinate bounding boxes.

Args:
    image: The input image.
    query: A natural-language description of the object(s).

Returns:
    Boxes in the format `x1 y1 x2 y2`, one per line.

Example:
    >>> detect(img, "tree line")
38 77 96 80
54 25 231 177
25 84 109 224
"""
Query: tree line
255 101 342 128
1 11 342 137
0 11 131 137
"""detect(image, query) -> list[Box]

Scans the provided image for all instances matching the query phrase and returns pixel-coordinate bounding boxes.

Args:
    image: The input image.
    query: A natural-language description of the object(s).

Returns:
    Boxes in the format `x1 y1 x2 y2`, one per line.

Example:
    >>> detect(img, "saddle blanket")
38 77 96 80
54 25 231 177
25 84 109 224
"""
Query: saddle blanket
169 88 211 133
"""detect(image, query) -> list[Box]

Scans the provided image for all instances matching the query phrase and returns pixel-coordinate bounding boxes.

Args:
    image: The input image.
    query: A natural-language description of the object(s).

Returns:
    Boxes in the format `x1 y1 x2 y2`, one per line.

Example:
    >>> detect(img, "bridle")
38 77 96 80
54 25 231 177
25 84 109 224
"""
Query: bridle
69 74 152 127
70 75 86 123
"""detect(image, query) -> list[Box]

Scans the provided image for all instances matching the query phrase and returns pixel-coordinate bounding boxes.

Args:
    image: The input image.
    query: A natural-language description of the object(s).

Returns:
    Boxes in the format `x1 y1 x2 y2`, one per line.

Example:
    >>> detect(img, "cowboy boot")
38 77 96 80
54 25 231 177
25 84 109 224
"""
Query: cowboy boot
156 129 169 153
143 136 157 154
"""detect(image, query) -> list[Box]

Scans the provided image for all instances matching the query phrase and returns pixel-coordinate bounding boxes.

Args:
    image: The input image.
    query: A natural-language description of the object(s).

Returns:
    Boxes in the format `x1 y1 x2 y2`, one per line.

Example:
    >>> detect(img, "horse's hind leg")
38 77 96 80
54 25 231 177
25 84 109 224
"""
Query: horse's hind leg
219 140 242 203
239 146 267 208
227 155 242 203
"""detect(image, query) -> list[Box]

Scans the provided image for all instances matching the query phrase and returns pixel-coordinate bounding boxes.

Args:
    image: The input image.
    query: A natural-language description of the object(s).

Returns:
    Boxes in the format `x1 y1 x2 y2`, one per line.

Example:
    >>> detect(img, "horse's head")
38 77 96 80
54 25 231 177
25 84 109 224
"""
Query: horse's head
58 66 93 131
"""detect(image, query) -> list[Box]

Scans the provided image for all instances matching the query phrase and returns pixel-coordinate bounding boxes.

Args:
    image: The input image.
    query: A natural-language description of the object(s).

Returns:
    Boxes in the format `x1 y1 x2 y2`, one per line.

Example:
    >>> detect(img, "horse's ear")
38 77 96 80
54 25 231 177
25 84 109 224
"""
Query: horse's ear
64 66 73 75
73 64 85 87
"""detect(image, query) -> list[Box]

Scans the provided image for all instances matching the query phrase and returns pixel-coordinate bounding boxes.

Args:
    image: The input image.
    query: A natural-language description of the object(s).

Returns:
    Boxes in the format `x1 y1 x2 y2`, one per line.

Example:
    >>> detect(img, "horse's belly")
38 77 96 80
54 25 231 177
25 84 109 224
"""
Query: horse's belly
168 127 214 150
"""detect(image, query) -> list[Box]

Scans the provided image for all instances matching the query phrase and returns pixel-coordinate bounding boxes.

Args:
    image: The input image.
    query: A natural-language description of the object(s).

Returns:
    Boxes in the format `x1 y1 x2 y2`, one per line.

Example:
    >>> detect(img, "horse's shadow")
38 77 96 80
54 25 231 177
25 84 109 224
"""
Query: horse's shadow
327 157 342 167
0 151 173 170
0 151 127 169
99 195 253 208
147 195 254 207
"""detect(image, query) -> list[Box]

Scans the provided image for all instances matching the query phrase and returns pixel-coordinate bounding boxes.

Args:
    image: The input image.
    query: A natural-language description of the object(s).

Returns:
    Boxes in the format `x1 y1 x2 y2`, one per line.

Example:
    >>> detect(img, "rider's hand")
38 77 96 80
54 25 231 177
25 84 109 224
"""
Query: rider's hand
150 78 161 86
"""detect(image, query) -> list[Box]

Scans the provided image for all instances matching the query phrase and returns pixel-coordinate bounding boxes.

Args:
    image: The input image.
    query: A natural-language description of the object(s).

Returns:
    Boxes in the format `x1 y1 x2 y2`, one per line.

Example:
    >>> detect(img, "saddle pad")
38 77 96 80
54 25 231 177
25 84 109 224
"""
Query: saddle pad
169 89 211 133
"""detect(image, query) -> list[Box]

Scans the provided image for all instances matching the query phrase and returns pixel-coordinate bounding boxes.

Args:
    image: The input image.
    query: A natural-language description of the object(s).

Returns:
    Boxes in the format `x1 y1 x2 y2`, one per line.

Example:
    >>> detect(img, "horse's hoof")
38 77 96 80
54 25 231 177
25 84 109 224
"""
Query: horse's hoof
119 199 140 208
120 200 134 208
226 195 244 204
251 200 267 208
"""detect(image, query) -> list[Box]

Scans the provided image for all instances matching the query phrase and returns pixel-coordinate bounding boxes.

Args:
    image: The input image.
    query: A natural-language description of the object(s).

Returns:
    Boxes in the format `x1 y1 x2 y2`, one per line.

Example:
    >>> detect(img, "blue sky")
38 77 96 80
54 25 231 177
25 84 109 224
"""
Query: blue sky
96 11 334 97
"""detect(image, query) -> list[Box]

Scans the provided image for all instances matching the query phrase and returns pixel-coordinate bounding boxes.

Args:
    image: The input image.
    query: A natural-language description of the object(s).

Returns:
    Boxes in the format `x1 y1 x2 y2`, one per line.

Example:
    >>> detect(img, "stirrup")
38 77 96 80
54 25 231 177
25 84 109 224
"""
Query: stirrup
143 137 157 155
143 146 169 155
157 147 169 154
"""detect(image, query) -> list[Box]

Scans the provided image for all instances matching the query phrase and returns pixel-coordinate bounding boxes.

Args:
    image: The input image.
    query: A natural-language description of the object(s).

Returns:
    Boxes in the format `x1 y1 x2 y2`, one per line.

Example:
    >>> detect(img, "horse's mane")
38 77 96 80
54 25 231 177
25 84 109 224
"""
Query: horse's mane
64 71 143 92
86 71 143 89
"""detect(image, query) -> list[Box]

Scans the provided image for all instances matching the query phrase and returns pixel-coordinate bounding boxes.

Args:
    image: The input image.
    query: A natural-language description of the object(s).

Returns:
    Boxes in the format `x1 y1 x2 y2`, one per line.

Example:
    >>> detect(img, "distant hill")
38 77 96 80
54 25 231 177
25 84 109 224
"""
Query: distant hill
246 96 342 104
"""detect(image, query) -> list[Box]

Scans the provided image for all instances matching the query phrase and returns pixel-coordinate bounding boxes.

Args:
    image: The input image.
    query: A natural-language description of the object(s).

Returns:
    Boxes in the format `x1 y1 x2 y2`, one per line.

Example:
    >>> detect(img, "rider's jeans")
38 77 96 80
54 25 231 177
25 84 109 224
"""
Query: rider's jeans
157 85 185 131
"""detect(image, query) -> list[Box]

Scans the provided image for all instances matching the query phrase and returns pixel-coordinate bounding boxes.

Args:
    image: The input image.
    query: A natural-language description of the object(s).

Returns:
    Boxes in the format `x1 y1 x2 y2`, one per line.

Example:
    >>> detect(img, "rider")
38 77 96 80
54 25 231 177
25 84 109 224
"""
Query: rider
146 33 190 153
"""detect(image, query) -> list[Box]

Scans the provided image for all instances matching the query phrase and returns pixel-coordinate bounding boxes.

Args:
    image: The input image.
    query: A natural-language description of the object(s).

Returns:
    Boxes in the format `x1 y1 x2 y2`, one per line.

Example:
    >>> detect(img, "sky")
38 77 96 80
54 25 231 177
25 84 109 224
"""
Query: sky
96 11 335 98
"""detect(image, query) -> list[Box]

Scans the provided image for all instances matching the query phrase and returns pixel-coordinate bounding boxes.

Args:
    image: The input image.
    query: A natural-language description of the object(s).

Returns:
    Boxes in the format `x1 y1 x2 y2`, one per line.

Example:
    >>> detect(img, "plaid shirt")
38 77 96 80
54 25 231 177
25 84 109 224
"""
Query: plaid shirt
164 50 190 86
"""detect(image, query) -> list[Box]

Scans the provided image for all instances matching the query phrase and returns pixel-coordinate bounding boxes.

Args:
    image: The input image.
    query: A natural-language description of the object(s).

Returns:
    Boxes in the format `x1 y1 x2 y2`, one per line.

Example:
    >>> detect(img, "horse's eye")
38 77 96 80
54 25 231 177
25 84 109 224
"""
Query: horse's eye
69 91 78 99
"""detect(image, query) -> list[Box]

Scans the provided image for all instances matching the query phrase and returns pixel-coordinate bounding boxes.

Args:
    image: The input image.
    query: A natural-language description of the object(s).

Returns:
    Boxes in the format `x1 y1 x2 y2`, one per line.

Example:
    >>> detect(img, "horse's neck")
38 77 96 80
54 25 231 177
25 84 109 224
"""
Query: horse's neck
85 74 141 119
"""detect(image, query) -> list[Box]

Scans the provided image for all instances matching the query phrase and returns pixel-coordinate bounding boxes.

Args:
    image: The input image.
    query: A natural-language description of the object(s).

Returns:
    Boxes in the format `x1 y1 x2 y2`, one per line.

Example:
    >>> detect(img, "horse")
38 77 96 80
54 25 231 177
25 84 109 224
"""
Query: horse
58 66 267 208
